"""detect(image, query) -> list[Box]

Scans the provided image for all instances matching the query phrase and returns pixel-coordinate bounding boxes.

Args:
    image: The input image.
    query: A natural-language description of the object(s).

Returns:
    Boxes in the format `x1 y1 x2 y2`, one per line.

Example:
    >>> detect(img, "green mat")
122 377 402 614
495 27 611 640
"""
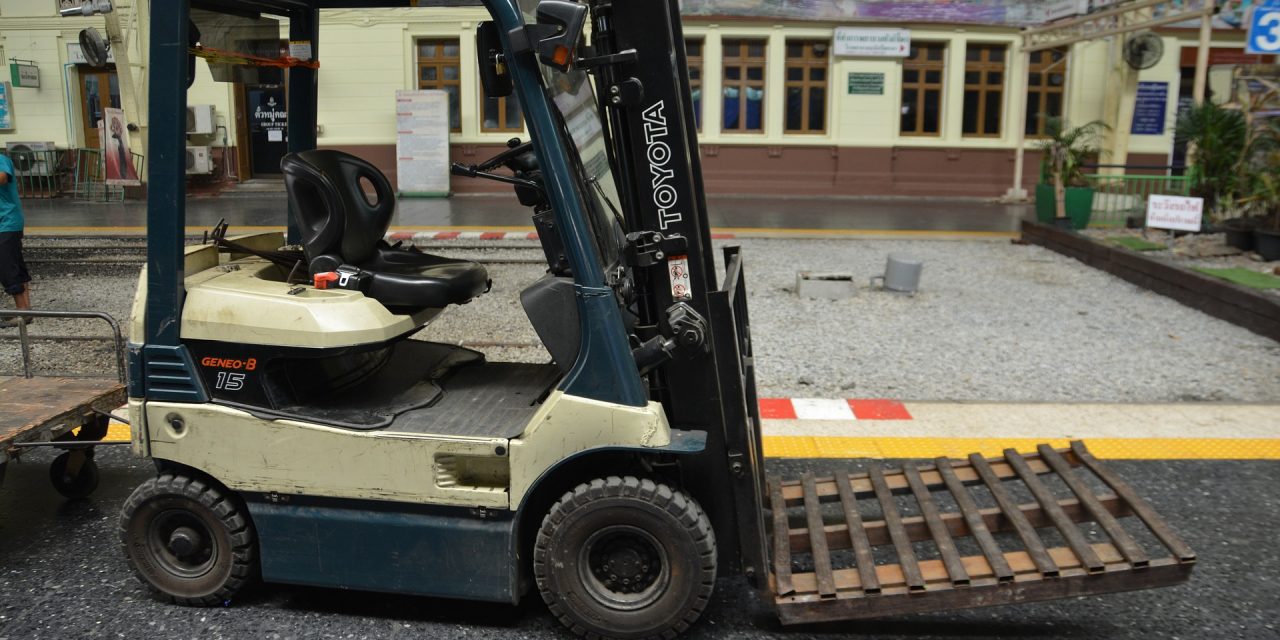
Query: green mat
1193 267 1280 290
1110 237 1167 252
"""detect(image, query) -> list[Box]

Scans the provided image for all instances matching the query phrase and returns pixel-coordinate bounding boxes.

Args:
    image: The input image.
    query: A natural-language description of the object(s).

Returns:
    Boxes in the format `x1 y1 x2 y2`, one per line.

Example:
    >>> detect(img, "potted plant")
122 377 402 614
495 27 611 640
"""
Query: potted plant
1034 117 1108 230
1238 121 1280 260
1175 100 1249 241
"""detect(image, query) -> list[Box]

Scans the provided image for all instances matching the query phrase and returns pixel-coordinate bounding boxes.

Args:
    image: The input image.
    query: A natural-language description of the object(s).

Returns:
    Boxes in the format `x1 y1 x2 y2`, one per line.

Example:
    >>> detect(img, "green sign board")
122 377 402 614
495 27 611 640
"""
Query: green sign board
847 72 884 95
9 63 39 89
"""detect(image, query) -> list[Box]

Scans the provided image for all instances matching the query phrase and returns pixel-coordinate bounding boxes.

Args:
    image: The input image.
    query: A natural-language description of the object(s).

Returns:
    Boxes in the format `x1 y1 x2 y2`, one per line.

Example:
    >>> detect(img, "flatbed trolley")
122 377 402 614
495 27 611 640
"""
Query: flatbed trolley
1 310 129 498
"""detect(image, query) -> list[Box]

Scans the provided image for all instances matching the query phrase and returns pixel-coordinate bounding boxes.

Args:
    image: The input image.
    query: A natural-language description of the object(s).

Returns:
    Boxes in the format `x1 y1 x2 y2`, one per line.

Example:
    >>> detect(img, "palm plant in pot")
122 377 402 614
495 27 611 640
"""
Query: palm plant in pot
1237 119 1280 261
1035 117 1108 230
1174 100 1249 245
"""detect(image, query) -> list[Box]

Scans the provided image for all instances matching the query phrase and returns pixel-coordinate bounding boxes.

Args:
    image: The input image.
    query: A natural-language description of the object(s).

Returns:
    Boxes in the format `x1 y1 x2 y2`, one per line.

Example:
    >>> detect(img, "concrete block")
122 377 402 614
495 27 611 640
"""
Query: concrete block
796 272 856 299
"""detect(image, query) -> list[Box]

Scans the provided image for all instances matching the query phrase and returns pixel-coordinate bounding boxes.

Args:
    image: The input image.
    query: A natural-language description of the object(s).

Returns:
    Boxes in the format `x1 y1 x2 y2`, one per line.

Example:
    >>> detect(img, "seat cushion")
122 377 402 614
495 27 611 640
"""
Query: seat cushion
364 258 490 311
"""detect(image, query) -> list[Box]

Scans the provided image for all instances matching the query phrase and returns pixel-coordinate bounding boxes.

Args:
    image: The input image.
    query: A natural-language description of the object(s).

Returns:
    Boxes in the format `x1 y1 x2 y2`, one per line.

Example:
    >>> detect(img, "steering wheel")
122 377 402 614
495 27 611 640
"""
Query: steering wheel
476 137 535 172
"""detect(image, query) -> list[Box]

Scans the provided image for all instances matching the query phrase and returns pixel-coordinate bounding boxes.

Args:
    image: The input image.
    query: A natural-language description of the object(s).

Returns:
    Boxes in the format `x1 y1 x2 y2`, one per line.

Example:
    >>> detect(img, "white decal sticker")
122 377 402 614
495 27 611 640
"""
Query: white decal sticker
668 255 692 301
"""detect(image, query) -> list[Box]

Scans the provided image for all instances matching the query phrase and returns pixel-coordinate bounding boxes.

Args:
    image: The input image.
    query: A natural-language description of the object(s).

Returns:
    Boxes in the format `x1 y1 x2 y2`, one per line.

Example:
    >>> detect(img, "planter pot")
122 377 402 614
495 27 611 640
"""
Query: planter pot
1256 229 1280 261
1221 218 1258 251
1035 183 1094 229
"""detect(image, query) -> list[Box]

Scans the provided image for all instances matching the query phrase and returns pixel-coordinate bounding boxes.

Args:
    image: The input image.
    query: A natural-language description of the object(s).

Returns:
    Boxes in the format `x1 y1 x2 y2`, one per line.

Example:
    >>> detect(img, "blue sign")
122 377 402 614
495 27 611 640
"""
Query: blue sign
1131 82 1169 136
1247 2 1280 54
0 83 12 131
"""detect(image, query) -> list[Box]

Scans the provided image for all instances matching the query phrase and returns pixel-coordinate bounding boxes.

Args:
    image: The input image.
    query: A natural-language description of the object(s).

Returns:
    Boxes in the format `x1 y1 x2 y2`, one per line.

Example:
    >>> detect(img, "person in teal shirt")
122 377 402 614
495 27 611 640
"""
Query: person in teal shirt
0 154 32 326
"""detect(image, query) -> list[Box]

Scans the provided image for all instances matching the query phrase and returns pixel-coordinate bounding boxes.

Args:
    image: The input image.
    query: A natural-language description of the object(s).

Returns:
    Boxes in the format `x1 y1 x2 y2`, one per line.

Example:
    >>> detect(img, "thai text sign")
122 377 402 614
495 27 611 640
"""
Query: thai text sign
848 72 885 95
1146 194 1204 232
10 64 39 89
834 28 910 57
395 90 451 196
1131 81 1169 135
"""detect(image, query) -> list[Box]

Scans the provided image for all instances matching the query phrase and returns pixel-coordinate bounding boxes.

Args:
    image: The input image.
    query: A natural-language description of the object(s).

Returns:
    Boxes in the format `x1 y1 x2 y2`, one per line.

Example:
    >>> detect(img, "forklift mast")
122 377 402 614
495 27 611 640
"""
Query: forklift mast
583 0 769 580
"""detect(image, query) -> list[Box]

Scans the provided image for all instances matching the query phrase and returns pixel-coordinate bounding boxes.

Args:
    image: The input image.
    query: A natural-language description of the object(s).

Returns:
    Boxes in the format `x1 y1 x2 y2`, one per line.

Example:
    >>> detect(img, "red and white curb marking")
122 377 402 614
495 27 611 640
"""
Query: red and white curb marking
387 231 739 242
758 398 913 421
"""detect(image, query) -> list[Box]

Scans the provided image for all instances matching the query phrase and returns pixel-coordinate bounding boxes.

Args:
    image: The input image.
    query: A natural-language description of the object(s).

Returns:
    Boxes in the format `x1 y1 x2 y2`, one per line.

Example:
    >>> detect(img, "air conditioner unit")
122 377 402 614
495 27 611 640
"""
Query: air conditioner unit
186 105 216 135
186 146 213 175
4 141 57 177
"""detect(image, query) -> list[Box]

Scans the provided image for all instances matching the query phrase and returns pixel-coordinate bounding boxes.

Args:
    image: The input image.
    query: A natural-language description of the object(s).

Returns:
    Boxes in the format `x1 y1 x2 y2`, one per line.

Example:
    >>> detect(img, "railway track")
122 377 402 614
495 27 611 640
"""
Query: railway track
21 240 549 267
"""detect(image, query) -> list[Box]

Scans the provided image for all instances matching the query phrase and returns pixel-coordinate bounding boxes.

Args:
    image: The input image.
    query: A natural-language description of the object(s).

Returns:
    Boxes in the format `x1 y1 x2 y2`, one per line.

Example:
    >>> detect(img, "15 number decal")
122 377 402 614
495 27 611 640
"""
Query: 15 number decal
214 371 246 391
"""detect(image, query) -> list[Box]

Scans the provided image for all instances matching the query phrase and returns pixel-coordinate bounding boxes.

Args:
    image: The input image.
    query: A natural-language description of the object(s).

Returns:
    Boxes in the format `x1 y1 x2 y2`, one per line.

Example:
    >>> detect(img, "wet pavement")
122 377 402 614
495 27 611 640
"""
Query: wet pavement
0 446 1274 639
19 194 1028 234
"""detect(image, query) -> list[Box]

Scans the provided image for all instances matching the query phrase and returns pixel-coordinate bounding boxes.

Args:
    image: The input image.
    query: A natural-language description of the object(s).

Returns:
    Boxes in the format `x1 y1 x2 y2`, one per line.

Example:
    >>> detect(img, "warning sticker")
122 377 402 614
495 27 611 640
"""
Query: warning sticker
668 255 692 301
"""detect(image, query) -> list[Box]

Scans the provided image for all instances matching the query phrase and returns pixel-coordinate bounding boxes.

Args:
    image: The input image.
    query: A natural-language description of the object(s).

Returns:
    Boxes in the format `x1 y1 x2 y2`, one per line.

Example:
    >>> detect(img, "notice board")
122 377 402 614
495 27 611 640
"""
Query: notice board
1131 81 1169 135
847 72 885 95
395 90 451 197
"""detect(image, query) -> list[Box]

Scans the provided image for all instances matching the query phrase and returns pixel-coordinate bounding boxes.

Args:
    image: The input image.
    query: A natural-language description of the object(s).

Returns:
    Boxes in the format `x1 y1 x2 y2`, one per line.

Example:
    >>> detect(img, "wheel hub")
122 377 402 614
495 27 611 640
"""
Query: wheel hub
168 526 205 557
581 525 670 609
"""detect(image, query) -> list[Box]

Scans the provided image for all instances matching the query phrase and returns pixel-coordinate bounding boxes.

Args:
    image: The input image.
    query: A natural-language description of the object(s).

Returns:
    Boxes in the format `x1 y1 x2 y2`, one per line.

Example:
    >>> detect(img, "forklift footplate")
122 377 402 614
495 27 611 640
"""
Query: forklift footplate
767 441 1195 625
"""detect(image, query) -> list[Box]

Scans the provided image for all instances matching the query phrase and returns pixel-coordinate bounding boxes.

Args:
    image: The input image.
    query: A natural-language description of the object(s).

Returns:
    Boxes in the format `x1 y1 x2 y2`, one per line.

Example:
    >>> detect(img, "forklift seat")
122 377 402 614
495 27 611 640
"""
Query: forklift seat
282 150 489 311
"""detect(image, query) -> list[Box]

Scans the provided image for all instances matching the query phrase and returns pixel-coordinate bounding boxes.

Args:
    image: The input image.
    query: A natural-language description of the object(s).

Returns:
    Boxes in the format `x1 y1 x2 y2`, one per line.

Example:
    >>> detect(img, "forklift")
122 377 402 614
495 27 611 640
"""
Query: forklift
115 0 1196 638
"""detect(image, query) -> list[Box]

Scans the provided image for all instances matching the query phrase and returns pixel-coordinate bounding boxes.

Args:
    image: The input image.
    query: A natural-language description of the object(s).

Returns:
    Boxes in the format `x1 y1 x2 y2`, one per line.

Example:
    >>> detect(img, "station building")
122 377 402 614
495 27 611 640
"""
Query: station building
0 0 1271 198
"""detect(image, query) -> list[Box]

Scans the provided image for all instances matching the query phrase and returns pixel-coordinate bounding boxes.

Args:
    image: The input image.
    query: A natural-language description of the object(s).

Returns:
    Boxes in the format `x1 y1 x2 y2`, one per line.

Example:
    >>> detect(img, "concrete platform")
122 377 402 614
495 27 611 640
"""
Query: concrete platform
18 194 1028 236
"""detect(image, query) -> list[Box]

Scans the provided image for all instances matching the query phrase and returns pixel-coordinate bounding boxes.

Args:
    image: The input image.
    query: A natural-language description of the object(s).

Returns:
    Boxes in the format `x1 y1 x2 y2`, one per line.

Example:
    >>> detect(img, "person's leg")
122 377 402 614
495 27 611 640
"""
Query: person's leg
0 231 31 325
13 282 30 310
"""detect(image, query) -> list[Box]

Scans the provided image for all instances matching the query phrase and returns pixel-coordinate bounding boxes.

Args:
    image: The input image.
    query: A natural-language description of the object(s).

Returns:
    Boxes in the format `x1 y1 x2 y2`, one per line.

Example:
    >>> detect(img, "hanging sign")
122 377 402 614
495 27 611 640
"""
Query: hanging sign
9 63 39 88
395 90 451 197
847 72 885 95
1131 81 1169 135
0 83 13 130
834 28 910 57
1146 194 1203 232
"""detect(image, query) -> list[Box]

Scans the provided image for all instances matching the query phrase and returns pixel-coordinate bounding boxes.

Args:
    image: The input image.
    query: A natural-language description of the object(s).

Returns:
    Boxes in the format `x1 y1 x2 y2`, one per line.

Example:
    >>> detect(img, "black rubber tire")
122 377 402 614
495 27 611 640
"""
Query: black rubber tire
534 476 716 640
119 474 256 606
49 451 100 499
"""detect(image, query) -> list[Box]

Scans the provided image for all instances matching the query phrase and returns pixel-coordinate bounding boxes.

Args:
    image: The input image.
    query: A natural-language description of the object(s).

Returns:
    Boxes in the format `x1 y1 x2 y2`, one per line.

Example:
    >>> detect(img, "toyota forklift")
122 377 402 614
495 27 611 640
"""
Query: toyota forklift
119 0 1196 637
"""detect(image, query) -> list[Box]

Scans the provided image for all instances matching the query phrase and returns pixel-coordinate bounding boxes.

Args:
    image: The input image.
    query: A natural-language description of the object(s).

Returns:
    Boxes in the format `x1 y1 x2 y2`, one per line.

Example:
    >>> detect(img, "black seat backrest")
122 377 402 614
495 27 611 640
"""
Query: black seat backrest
281 150 396 268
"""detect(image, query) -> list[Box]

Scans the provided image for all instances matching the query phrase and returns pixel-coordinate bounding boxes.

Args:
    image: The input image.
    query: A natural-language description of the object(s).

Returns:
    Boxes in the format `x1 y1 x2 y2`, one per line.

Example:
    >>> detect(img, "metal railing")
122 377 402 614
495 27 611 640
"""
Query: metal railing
1082 166 1195 227
72 148 146 202
0 310 126 382
0 149 66 199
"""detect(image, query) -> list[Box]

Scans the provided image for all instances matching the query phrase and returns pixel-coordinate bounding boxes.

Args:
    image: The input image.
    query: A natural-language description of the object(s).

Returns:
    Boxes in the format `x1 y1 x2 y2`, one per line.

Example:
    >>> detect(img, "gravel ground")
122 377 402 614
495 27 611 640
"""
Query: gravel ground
4 237 1278 403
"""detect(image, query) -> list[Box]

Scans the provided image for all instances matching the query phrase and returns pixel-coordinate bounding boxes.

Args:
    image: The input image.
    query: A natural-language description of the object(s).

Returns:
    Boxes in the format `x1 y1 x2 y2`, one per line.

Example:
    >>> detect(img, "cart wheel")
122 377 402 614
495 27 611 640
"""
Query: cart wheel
534 476 716 640
49 451 100 499
120 474 256 606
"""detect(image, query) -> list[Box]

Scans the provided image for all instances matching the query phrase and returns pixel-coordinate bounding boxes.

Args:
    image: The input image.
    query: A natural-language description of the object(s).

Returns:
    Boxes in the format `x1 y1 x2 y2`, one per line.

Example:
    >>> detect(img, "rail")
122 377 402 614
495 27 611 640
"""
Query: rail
1082 172 1195 228
0 310 126 383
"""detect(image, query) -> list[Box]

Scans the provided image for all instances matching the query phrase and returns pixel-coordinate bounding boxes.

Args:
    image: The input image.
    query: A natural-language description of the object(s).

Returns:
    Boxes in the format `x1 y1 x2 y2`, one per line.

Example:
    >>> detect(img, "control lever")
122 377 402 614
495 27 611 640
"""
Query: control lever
450 162 542 191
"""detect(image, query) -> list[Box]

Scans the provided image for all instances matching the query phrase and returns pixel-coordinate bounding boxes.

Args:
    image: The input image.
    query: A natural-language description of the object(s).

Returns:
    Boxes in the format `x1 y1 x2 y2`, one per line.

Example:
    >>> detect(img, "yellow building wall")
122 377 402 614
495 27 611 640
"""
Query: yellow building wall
0 2 1260 182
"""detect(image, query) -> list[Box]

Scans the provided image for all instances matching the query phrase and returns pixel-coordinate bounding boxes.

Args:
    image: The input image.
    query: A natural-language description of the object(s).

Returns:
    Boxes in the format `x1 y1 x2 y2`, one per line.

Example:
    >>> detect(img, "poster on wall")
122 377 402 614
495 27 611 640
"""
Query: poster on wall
102 107 142 186
0 83 12 131
395 90 450 197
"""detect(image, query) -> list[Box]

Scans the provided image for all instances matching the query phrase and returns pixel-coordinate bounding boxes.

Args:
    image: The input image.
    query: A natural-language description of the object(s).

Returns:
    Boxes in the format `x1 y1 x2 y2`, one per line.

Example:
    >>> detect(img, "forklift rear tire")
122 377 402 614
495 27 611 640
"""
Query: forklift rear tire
120 474 256 606
534 476 716 640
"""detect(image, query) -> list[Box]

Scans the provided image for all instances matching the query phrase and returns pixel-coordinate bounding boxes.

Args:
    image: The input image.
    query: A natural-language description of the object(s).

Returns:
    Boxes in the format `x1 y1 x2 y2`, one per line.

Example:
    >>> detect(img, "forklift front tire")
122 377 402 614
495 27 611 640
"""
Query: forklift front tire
120 474 256 606
534 476 716 640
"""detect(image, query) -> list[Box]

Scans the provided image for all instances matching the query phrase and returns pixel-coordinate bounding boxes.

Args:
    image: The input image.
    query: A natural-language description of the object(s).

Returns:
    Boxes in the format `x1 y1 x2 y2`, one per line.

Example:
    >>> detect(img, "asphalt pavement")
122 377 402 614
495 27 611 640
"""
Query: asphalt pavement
1 446 1273 640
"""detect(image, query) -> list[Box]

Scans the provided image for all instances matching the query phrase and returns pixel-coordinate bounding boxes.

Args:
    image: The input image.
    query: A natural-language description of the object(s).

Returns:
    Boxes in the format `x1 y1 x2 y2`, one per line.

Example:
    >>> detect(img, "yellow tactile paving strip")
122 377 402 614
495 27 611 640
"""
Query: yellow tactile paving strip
103 403 1280 460
762 436 1280 460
